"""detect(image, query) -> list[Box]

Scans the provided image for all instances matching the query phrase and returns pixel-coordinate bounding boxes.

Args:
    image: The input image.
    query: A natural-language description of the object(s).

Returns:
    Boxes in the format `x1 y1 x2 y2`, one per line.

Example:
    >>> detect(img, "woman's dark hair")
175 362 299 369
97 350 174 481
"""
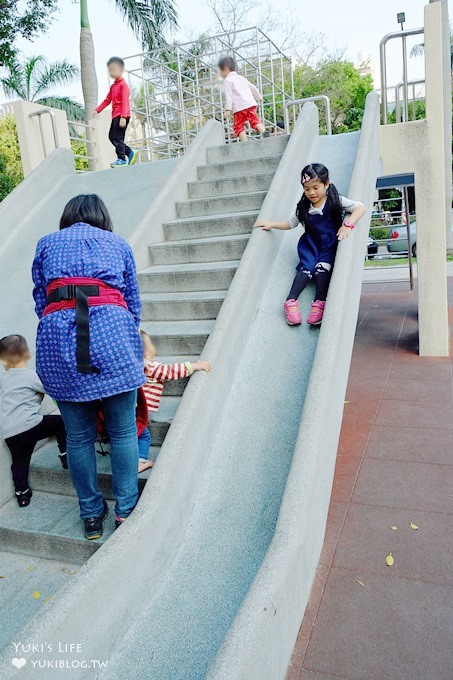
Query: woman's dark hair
296 163 343 230
0 334 29 359
59 194 113 232
218 56 236 71
107 56 124 68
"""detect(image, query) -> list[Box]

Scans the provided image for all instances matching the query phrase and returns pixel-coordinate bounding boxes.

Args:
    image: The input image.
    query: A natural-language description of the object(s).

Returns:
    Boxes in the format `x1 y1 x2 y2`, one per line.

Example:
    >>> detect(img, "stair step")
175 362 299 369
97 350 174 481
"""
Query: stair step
139 260 239 293
206 135 288 163
163 211 257 242
149 234 249 266
187 172 274 199
176 191 266 218
140 319 215 355
141 290 227 321
29 443 157 500
158 355 198 396
0 492 116 563
197 154 281 180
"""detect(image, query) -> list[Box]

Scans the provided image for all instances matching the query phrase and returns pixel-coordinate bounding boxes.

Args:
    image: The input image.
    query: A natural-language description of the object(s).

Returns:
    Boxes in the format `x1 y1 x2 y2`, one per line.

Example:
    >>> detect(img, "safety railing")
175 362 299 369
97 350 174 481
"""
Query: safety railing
123 26 294 160
380 27 424 124
68 120 96 172
394 79 426 122
28 108 59 157
284 96 332 135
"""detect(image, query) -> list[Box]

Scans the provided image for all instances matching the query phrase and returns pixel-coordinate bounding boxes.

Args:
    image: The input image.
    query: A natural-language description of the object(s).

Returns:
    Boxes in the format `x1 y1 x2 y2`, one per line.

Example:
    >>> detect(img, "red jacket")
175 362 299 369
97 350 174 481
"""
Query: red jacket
96 78 131 118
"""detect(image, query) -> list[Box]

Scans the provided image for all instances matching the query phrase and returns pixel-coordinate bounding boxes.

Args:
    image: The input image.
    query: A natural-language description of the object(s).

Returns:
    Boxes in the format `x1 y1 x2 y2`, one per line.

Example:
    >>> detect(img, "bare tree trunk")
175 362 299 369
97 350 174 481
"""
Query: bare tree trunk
80 0 98 171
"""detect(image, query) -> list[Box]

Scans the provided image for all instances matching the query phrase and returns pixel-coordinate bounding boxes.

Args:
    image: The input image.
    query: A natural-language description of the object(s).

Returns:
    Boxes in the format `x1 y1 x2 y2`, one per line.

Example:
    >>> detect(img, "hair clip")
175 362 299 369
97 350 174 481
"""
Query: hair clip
302 173 312 184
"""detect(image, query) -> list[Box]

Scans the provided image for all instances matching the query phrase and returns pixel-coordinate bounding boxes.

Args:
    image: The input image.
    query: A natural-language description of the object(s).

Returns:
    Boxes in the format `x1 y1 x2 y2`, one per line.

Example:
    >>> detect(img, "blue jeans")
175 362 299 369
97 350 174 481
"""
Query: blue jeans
138 427 151 460
58 390 139 519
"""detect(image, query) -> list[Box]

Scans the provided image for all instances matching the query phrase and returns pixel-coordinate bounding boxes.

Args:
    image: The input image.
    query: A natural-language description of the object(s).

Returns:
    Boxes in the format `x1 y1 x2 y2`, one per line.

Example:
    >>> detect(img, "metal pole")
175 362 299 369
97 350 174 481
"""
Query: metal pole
402 34 409 122
380 40 388 124
404 186 414 290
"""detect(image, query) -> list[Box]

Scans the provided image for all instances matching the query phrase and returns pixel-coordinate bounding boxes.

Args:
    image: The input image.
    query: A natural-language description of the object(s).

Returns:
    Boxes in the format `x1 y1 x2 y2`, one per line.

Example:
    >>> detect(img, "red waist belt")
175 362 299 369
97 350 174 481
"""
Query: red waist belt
44 277 128 375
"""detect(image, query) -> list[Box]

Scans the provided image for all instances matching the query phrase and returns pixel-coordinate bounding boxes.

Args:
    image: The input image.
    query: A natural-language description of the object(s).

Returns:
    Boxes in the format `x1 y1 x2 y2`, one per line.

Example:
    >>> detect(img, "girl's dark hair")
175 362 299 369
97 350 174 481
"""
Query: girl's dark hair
59 194 113 232
107 56 124 68
296 163 343 230
218 56 236 71
0 334 29 359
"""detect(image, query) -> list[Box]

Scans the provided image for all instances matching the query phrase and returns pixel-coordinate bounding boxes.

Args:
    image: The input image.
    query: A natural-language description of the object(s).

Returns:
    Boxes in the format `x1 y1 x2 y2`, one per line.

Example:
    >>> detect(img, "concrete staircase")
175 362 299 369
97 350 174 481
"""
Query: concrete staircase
0 135 288 648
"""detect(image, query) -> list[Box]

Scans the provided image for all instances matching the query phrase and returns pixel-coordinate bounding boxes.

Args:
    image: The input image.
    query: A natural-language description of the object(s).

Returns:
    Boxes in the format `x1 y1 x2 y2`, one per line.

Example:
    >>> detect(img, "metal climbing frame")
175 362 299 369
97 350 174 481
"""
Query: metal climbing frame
123 27 294 160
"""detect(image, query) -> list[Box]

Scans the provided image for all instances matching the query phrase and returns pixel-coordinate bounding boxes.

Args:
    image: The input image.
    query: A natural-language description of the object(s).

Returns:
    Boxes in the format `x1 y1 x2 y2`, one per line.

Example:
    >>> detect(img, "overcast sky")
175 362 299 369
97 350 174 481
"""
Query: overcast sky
1 0 451 105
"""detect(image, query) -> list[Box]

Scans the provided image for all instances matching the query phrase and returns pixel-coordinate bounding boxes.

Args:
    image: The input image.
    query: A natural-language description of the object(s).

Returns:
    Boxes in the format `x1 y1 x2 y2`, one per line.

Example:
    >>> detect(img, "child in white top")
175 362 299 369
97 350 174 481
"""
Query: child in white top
218 56 269 142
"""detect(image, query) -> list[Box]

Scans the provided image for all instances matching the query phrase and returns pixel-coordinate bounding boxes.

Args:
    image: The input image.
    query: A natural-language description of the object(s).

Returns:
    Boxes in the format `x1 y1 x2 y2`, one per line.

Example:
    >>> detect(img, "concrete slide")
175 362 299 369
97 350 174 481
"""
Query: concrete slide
0 93 380 679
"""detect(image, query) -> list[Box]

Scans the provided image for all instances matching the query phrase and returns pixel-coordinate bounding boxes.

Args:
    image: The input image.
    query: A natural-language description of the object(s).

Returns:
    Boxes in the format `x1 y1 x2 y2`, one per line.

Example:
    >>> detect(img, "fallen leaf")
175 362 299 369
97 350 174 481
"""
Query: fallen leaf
42 596 52 604
0 575 5 578
33 591 41 599
385 553 394 567
390 526 398 531
344 401 350 404
69 571 77 575
410 522 418 530
28 565 35 572
354 579 365 587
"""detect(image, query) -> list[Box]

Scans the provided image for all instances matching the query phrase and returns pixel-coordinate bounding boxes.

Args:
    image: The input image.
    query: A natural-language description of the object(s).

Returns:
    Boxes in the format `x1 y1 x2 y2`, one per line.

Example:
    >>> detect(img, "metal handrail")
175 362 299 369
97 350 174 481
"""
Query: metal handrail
28 108 59 157
284 96 332 135
380 27 424 124
394 79 426 122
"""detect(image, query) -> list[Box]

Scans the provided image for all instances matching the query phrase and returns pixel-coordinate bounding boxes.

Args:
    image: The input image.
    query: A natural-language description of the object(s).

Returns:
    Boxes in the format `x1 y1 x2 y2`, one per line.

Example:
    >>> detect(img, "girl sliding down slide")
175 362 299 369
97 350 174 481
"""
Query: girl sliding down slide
254 163 365 326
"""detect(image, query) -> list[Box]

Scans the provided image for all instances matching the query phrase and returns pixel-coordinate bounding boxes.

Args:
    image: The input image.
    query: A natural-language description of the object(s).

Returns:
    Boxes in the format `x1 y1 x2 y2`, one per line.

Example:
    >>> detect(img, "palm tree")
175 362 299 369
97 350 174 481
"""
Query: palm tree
79 0 178 118
0 55 85 121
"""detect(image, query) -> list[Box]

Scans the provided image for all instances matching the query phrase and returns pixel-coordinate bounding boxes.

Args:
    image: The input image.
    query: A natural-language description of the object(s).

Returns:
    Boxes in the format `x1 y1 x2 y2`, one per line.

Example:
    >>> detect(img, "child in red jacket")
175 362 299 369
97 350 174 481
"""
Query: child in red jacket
94 56 137 168
138 331 211 472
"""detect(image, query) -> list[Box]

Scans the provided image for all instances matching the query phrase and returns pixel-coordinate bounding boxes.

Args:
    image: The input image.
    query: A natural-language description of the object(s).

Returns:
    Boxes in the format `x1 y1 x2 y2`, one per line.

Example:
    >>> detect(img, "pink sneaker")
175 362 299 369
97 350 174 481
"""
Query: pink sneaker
307 300 326 326
283 299 302 325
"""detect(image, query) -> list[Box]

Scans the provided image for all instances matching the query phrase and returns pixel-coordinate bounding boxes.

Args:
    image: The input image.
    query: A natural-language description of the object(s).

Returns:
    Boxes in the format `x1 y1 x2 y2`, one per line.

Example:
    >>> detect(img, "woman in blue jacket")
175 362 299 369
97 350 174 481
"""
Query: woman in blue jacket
32 194 145 540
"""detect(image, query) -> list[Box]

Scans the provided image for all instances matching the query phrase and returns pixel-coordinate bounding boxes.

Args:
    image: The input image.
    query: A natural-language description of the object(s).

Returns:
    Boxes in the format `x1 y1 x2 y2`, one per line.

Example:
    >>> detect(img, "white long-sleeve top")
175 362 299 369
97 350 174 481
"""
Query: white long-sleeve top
223 71 262 113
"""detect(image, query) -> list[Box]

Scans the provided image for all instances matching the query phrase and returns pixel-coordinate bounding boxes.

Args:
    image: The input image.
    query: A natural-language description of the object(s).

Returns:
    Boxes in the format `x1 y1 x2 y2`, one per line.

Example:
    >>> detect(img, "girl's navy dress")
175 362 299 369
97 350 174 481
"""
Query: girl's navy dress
289 195 363 273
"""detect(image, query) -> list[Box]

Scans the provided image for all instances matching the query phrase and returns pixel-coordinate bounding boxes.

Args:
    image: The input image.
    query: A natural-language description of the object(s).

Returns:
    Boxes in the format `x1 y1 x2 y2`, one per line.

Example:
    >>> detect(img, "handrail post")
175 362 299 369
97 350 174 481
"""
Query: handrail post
284 95 332 135
28 108 60 157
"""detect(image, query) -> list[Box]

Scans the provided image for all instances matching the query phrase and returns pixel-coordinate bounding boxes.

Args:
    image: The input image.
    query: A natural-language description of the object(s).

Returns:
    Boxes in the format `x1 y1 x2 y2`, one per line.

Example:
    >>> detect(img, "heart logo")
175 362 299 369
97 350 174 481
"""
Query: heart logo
12 658 26 669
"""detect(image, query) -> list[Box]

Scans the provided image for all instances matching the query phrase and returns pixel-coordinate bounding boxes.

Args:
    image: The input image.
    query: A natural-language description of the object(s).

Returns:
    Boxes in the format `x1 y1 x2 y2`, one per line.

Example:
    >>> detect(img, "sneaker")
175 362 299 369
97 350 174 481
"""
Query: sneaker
59 453 68 470
307 300 326 326
127 149 138 165
84 500 108 540
16 488 32 508
110 158 128 168
283 299 302 325
115 515 127 530
262 131 270 138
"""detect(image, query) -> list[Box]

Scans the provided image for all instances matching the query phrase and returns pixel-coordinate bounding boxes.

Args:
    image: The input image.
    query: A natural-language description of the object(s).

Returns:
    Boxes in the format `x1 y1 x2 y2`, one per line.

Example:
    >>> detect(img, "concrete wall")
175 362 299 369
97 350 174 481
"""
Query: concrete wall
207 91 381 680
13 100 71 177
380 1 450 357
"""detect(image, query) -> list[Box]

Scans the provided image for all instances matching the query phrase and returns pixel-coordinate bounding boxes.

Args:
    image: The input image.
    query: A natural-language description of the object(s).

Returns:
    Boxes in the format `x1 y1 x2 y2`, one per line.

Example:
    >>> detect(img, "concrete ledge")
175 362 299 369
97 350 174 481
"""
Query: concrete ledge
207 92 381 680
129 119 224 270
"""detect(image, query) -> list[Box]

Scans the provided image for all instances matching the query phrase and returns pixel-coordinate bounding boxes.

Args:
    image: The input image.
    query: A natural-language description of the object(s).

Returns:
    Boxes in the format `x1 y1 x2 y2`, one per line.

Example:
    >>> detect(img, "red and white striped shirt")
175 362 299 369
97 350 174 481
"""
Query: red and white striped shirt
142 359 193 412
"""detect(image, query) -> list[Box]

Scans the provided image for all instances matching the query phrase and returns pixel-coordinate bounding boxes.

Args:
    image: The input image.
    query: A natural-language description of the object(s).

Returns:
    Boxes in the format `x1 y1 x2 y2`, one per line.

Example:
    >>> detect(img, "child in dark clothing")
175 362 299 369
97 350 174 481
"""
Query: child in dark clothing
94 56 137 168
0 335 67 507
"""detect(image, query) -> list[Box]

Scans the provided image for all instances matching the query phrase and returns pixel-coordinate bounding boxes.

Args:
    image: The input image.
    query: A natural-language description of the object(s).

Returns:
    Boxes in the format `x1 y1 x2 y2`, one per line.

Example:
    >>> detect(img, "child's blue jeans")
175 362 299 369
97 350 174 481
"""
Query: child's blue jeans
138 427 151 460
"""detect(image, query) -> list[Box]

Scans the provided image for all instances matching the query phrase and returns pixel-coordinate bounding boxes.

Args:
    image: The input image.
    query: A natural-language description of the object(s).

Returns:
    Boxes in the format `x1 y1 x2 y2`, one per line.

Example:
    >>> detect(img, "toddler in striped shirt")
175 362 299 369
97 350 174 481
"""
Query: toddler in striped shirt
138 330 211 471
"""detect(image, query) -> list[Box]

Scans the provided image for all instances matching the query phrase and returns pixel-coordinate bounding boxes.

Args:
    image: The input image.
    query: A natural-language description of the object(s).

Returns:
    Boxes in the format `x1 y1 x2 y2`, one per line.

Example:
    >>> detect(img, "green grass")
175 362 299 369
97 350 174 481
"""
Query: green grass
365 254 453 267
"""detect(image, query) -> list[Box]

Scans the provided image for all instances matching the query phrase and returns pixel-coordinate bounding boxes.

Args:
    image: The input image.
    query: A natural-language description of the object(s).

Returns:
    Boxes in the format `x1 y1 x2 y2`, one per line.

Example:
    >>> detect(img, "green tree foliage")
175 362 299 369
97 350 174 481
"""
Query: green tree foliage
0 0 58 66
0 115 23 201
293 59 373 133
0 55 84 121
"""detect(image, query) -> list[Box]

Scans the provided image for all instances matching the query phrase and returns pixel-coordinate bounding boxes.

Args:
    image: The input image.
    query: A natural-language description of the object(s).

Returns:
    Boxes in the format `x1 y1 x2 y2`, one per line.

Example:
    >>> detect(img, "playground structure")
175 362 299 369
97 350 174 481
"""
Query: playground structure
0 1 450 678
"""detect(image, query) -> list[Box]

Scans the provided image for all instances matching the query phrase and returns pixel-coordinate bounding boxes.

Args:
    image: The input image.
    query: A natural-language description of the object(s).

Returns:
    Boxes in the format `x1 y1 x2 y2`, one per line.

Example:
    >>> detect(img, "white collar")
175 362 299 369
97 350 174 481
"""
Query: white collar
308 198 327 215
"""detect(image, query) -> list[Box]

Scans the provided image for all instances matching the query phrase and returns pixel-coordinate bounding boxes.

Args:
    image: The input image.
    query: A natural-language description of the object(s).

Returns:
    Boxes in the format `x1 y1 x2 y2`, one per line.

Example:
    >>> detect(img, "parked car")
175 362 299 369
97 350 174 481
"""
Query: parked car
367 235 378 259
387 220 417 256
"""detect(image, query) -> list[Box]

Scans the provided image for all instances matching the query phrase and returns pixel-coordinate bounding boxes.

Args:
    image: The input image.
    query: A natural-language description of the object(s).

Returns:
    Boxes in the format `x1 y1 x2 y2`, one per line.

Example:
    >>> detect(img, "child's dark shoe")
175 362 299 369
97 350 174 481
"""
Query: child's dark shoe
59 453 68 470
84 500 108 540
115 515 127 530
16 488 32 507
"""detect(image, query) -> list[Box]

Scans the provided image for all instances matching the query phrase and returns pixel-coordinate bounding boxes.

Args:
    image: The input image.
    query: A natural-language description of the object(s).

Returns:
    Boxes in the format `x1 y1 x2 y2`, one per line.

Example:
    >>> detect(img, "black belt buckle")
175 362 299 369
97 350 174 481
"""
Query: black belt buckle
65 284 76 300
